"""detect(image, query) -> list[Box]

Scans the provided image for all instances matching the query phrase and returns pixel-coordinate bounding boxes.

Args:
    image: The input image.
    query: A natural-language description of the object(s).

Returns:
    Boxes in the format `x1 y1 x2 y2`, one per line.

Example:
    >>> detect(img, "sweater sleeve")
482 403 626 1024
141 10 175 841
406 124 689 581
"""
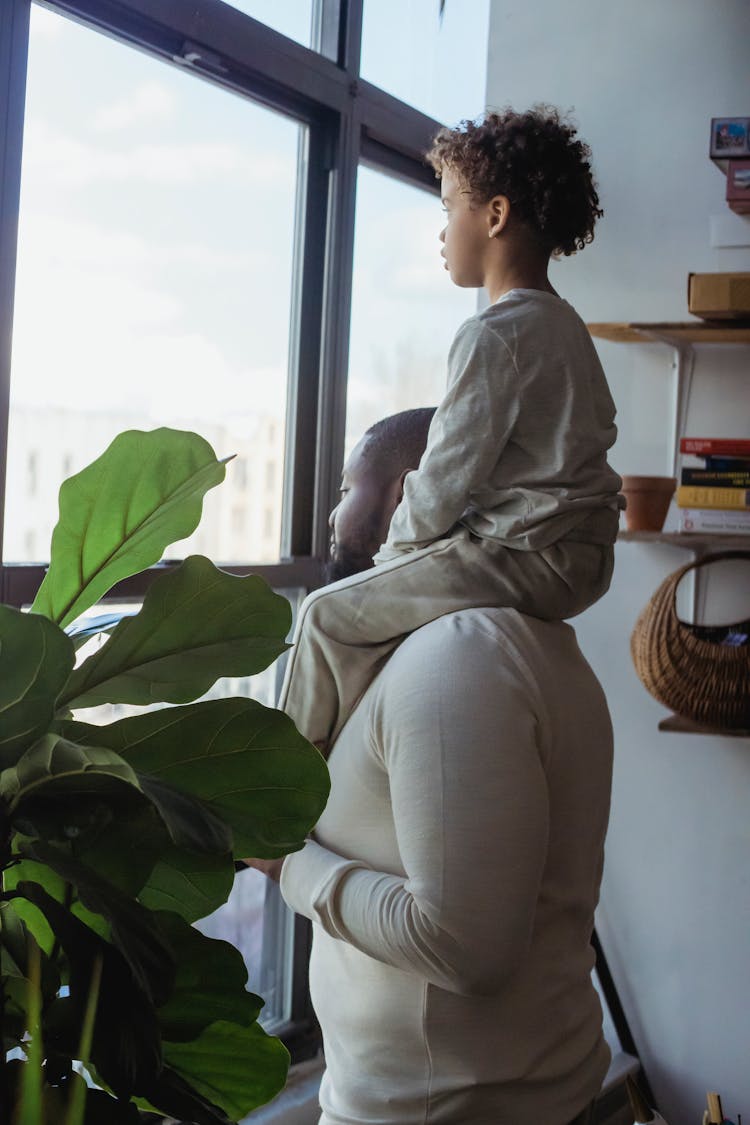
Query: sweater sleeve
280 621 549 996
375 317 521 560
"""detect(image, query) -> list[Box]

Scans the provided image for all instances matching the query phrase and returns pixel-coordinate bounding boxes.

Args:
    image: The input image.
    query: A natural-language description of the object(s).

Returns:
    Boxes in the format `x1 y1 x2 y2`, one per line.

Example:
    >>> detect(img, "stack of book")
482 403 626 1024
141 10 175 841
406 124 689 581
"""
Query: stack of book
677 438 750 534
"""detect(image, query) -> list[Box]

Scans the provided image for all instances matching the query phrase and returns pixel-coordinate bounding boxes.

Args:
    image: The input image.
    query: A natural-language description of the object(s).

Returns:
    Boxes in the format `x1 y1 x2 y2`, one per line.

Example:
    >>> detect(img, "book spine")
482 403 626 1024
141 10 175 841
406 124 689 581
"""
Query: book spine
679 437 750 455
676 486 750 509
681 468 750 486
679 508 750 533
703 456 750 471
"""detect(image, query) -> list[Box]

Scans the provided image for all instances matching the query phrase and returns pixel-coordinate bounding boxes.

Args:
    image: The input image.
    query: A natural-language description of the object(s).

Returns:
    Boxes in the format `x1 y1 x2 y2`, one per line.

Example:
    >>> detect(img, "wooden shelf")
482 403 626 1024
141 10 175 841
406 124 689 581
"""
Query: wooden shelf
659 713 750 737
588 321 750 345
618 530 750 550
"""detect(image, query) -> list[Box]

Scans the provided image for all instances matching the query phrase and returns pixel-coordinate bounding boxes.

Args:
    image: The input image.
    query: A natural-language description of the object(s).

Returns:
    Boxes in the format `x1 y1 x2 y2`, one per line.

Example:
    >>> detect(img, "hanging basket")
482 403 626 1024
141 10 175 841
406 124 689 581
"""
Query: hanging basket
630 551 750 731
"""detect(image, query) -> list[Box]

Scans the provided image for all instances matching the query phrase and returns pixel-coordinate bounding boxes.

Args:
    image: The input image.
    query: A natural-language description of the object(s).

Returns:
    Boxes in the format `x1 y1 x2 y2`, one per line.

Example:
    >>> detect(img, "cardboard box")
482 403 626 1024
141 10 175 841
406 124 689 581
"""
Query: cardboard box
687 272 750 320
726 159 750 214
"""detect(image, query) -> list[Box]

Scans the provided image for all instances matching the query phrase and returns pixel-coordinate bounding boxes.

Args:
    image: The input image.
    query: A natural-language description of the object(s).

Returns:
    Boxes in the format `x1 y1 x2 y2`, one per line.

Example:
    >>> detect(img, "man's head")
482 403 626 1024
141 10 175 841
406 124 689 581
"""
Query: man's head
428 105 603 286
326 407 436 583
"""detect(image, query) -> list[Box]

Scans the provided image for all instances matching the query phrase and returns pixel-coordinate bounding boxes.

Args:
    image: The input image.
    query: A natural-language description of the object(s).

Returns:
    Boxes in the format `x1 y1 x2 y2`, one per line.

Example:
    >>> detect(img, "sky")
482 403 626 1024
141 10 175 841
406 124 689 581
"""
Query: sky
7 0 489 548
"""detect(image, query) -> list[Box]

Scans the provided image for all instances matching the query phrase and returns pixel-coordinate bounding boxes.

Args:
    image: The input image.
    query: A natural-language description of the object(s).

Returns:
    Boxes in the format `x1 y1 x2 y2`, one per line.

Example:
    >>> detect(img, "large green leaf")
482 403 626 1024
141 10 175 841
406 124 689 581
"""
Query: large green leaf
20 840 175 1008
138 843 234 923
72 799 172 899
59 556 291 709
0 902 60 1008
0 606 74 769
31 428 228 629
0 733 140 813
63 698 330 857
137 774 233 856
3 854 68 955
137 1065 232 1125
163 1020 289 1120
154 911 263 1042
9 728 228 870
3 843 150 954
16 881 163 1100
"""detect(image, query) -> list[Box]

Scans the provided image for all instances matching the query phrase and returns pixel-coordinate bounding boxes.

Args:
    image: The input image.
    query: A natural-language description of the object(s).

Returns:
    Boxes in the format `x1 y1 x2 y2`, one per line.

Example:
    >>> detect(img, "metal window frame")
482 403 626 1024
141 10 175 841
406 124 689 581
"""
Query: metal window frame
0 0 444 1060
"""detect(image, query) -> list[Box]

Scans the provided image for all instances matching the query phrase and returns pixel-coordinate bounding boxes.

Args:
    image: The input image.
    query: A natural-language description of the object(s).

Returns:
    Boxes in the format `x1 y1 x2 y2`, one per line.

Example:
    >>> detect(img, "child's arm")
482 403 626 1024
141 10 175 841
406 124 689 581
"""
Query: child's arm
377 318 519 560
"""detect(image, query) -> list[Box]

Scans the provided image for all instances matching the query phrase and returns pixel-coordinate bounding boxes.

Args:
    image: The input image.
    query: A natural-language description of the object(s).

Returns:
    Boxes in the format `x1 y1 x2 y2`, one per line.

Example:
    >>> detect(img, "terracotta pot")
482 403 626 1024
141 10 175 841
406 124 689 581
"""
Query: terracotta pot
621 475 676 532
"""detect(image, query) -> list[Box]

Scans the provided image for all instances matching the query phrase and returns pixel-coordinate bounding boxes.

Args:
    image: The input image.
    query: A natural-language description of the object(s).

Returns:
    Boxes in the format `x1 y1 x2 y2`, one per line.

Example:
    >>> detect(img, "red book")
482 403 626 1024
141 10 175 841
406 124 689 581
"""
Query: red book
680 437 750 456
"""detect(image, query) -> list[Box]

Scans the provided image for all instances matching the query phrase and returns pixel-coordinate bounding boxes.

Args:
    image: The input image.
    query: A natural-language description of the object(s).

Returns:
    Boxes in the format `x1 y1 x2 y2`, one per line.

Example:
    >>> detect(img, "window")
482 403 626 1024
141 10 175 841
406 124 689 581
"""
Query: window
347 164 477 455
360 0 490 125
0 0 461 1065
4 3 297 565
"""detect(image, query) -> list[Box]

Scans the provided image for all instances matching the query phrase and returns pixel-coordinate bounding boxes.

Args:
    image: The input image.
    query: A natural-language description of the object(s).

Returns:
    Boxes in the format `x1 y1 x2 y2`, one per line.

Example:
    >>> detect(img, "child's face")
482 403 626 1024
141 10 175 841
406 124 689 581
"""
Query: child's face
439 165 493 289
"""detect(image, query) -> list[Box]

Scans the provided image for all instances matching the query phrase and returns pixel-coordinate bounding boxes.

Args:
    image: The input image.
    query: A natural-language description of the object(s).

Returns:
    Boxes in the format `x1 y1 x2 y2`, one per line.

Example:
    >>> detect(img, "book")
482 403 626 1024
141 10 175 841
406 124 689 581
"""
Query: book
681 467 750 487
678 507 750 533
676 485 750 509
679 437 750 456
703 456 750 472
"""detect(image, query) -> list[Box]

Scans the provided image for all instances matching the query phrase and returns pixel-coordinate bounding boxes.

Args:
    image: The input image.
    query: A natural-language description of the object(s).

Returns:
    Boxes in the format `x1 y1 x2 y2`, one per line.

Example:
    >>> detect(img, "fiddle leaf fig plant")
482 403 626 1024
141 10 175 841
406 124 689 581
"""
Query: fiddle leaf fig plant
0 427 330 1124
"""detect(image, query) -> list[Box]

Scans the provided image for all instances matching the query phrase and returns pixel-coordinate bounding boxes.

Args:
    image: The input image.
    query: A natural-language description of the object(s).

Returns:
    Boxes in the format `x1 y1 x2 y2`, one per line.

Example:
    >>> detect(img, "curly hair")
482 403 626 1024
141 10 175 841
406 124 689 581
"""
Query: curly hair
426 106 603 257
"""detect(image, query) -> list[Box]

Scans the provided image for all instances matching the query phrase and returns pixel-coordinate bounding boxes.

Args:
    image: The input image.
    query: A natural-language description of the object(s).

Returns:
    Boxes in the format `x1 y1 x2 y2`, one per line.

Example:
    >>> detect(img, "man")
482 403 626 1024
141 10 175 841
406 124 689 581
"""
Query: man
247 409 613 1125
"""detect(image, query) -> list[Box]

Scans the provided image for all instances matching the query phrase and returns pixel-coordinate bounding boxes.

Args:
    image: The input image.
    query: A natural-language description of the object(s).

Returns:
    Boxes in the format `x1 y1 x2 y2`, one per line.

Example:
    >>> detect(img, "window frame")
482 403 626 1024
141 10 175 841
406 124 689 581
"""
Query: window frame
0 0 445 1061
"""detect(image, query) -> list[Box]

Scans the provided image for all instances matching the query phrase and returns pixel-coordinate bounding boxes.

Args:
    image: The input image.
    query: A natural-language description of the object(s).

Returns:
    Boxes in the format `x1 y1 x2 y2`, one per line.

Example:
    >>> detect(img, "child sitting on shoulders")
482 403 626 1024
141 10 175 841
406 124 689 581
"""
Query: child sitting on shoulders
281 105 624 751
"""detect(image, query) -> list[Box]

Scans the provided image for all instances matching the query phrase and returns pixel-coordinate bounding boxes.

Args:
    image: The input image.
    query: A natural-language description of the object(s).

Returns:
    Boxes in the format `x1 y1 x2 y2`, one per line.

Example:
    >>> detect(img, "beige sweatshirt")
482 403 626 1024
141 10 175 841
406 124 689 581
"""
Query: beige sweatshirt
376 289 623 561
280 608 613 1125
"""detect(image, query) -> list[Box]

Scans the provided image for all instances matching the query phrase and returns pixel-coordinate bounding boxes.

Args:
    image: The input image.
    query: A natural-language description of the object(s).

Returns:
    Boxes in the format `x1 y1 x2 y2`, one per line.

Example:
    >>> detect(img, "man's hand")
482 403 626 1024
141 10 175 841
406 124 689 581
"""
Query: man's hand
241 857 285 883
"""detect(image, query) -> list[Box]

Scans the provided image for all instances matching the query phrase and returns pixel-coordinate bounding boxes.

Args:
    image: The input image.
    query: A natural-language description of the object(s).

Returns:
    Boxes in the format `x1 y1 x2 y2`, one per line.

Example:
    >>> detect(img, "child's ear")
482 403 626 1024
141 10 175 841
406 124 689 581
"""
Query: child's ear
488 193 511 238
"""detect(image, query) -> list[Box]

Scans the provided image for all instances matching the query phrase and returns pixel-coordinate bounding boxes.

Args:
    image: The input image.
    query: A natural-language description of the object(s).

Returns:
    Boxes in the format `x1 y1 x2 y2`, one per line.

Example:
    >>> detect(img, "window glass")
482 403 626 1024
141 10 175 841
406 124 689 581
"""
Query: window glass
346 165 478 456
220 0 314 49
196 873 295 1031
360 0 490 125
5 4 298 564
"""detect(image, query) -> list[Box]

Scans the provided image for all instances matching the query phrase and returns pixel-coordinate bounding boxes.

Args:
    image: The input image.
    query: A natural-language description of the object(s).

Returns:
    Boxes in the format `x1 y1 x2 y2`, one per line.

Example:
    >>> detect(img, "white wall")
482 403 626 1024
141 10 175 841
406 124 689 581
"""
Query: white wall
486 3 750 1122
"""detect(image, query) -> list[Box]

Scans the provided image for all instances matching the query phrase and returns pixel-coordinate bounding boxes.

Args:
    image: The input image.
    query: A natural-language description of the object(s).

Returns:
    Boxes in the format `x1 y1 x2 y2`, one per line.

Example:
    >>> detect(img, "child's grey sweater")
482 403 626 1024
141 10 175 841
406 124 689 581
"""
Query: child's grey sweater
376 288 624 560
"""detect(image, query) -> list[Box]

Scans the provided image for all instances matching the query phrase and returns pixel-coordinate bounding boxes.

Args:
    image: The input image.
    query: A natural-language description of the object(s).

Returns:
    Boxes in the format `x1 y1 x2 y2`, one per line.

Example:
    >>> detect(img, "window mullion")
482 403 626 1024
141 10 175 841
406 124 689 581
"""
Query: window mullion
339 0 363 76
311 0 340 63
0 0 31 566
49 0 351 117
312 104 361 560
283 119 335 561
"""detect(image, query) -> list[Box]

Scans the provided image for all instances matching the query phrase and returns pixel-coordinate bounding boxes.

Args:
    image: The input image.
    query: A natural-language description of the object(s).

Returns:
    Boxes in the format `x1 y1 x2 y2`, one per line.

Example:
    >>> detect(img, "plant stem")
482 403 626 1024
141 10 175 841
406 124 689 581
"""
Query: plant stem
0 803 13 1121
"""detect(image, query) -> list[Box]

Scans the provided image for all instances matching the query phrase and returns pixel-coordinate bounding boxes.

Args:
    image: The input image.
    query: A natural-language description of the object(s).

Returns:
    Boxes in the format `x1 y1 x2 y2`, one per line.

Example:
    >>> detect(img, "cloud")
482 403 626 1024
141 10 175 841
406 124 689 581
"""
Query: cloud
20 120 295 188
10 212 289 424
92 81 177 132
16 213 253 275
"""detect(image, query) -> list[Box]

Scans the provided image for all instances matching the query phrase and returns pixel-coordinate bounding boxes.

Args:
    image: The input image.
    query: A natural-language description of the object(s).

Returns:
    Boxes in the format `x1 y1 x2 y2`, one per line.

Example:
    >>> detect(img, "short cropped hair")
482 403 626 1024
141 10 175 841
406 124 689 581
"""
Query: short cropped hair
427 106 603 257
362 407 436 481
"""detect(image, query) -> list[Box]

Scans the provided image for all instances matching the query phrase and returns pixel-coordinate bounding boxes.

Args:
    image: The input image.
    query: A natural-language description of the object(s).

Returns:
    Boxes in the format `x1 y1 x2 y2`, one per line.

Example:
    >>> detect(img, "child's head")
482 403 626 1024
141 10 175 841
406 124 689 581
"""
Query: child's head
427 106 602 270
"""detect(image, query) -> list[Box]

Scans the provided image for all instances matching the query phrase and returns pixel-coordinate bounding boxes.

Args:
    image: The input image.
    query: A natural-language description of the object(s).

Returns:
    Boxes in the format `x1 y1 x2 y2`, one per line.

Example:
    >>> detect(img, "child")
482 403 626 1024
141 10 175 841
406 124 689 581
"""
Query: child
281 105 624 750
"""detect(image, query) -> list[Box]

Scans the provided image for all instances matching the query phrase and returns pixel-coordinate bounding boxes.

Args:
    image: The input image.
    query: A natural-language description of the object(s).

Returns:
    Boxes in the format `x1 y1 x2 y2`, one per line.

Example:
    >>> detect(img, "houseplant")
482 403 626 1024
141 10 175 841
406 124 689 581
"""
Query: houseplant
0 427 330 1123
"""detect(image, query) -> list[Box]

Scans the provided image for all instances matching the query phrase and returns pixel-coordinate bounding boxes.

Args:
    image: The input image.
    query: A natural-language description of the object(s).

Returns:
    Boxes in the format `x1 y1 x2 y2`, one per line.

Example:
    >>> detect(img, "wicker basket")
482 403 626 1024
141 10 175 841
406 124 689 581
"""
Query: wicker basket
630 551 750 731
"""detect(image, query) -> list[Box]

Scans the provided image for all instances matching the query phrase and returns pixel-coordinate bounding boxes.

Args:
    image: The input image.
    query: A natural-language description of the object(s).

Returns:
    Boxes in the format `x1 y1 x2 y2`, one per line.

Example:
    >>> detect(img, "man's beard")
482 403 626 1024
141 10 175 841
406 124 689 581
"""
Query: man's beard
324 545 376 584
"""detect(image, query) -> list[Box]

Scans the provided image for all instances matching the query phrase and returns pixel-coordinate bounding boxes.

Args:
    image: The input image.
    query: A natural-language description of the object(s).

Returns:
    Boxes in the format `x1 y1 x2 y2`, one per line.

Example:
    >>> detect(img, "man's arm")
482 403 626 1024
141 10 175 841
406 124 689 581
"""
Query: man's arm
375 318 521 561
280 617 549 996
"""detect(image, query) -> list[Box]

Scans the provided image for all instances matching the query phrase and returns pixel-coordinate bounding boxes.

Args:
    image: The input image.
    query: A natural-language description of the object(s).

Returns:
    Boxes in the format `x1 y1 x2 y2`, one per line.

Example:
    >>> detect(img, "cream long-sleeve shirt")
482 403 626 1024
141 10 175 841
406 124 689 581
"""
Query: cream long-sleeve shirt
280 608 613 1125
375 289 623 561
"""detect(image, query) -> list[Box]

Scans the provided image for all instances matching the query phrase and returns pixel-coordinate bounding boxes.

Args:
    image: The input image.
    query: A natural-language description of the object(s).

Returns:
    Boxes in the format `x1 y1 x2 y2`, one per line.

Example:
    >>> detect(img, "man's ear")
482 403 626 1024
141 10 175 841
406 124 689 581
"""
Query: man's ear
488 193 511 239
395 468 411 505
